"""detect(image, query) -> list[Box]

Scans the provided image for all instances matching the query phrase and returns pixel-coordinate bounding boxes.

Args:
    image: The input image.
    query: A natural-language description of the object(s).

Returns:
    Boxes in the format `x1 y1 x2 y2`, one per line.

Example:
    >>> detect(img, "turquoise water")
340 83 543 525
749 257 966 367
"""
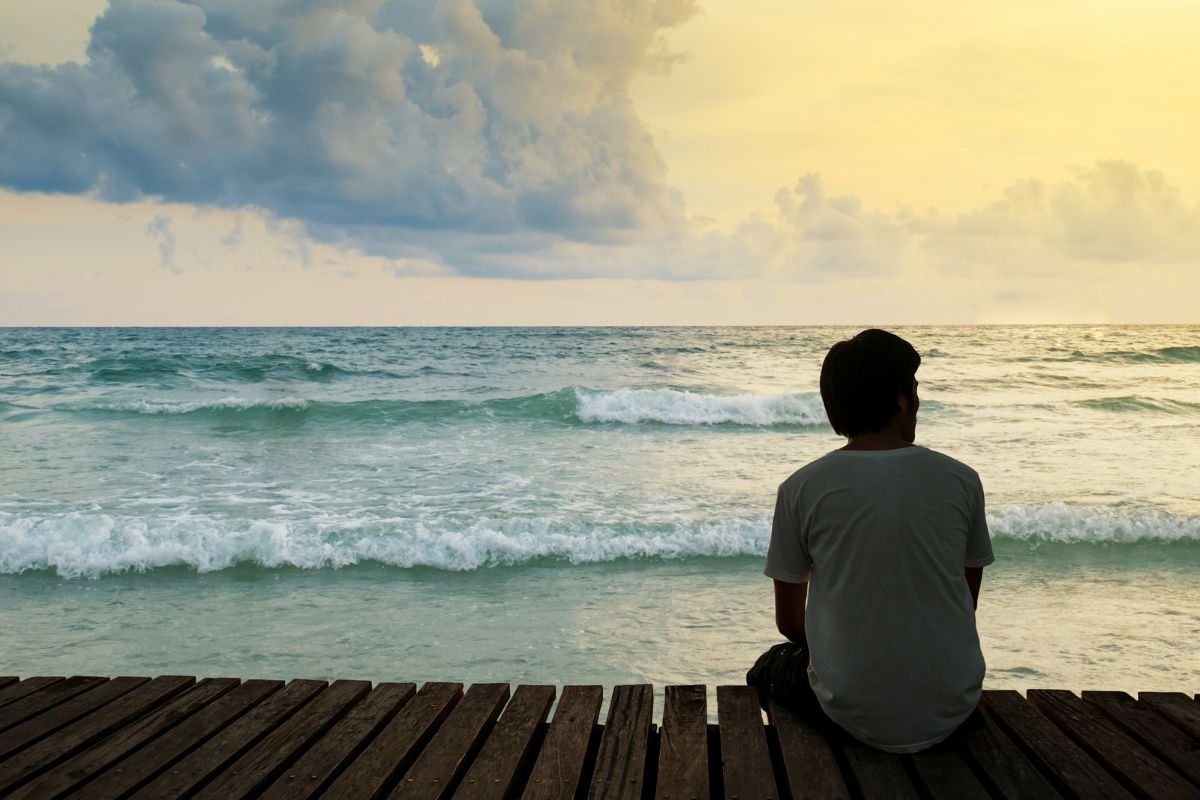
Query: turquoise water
1 326 1198 697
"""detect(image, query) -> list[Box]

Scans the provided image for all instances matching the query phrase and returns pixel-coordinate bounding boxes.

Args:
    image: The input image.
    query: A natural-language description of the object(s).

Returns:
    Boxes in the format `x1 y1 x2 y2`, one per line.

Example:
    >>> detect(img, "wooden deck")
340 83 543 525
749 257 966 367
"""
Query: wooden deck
0 675 1196 798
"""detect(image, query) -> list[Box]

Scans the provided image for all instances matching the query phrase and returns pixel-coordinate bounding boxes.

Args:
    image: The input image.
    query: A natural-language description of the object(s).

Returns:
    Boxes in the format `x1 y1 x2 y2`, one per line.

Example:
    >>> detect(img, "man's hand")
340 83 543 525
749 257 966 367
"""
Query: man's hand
966 567 983 610
774 579 808 644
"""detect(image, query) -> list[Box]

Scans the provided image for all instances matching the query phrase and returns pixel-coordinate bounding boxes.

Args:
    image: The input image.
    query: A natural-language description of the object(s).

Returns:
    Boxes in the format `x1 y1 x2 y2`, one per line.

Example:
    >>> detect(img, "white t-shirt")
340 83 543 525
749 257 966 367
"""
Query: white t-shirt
765 445 995 753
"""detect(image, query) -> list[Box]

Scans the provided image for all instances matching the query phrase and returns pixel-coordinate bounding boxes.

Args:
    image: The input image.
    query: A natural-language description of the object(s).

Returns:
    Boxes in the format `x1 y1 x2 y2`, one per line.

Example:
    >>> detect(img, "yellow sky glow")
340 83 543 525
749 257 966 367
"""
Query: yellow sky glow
1 0 1197 324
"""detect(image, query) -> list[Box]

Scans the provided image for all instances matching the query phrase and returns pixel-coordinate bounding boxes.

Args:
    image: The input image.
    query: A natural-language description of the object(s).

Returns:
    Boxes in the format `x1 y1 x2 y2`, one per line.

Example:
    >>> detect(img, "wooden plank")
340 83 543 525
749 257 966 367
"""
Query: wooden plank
195 679 372 800
0 677 64 710
7 677 237 800
838 740 920 800
767 700 848 800
1028 689 1197 800
0 675 191 795
261 682 417 800
1140 692 1200 739
455 685 555 800
0 678 18 691
0 676 141 762
716 685 778 800
953 708 1063 799
322 682 462 800
390 682 511 800
128 678 326 800
586 684 653 800
655 685 709 800
0 676 107 733
82 678 283 800
456 684 557 800
982 689 1135 799
522 685 604 800
908 743 991 800
1084 691 1200 787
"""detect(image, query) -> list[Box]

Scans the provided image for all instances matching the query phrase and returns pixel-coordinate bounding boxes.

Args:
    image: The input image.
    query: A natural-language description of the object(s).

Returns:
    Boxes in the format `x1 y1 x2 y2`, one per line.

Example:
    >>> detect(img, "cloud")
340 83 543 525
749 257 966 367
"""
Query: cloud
0 0 694 250
145 213 177 271
725 160 1200 282
1 3 1196 281
417 160 1200 281
945 160 1200 264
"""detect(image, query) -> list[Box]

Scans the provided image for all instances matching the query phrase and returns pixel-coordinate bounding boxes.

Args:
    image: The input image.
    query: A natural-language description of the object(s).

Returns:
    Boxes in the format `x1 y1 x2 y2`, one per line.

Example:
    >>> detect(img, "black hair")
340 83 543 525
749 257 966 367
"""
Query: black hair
819 329 921 437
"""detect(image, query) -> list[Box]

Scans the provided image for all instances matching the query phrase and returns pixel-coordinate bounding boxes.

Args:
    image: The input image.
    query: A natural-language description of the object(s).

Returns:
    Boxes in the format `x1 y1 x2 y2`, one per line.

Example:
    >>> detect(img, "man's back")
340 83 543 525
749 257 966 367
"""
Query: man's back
766 445 994 752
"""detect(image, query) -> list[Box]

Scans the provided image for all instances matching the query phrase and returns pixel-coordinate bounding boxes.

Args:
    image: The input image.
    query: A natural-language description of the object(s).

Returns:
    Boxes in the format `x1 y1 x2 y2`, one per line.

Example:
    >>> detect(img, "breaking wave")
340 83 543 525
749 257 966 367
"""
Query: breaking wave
56 388 831 428
2 504 1195 579
574 389 827 426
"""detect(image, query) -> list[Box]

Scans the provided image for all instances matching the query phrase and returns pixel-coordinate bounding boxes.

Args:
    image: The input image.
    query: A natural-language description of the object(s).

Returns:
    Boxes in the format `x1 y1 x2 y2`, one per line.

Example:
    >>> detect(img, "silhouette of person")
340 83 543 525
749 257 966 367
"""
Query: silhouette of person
748 329 993 753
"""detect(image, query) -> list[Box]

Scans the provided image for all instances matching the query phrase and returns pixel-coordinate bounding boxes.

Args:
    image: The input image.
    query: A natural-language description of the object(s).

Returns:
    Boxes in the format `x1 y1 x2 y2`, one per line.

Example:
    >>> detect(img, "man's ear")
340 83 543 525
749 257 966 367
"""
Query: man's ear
896 391 911 414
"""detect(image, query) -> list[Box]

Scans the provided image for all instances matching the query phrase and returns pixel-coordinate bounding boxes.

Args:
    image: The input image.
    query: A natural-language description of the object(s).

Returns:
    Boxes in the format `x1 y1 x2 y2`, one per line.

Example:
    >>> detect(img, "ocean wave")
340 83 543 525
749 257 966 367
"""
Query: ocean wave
1067 346 1200 364
81 396 314 415
575 389 827 426
0 512 770 579
76 353 365 384
2 504 1195 579
988 504 1200 544
56 353 477 384
1075 396 1200 414
58 388 830 428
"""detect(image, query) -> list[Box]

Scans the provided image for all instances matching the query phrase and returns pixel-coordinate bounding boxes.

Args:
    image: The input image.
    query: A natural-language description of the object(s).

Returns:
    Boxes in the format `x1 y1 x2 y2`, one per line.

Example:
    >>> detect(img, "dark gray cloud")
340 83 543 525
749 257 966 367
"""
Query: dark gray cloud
0 0 694 262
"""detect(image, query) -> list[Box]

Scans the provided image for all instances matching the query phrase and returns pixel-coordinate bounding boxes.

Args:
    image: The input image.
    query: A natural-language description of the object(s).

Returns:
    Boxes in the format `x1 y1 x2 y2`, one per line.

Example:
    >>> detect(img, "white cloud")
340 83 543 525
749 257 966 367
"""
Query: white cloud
1 3 1196 282
950 160 1200 263
0 0 695 253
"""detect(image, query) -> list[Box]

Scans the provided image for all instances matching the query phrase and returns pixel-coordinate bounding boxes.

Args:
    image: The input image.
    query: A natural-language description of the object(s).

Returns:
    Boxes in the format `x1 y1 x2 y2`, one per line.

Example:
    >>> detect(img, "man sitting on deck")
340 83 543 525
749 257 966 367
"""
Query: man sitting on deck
747 328 994 753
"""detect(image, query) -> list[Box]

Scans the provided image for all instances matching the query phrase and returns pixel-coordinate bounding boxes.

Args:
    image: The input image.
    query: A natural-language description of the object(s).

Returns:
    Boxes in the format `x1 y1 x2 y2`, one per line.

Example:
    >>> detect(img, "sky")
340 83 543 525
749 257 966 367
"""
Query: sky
1 0 1198 324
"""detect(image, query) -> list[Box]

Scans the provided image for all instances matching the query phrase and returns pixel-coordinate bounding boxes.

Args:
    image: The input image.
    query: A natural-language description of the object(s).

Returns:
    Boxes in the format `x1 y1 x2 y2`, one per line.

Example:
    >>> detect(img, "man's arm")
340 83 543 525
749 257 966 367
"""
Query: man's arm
965 567 983 610
774 579 807 644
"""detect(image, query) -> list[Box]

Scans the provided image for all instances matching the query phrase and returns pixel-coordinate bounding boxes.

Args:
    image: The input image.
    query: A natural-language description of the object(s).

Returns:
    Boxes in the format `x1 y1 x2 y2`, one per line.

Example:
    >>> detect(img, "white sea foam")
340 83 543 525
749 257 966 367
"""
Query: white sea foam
1 504 1195 579
988 504 1200 544
0 511 771 578
575 388 826 426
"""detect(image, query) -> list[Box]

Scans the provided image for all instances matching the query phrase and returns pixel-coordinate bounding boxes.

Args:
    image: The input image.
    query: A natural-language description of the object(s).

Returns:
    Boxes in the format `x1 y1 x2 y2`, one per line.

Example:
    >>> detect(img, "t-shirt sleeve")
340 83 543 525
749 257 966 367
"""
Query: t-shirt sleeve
964 475 995 568
765 481 812 583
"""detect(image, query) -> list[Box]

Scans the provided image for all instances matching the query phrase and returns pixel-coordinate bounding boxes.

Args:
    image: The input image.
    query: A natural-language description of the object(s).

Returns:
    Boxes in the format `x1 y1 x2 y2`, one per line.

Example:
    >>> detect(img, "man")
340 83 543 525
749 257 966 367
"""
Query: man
747 328 994 753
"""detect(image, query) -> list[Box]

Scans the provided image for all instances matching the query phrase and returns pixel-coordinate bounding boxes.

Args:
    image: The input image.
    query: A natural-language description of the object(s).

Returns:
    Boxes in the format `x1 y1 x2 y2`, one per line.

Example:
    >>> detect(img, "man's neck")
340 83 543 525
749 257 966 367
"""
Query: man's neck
841 430 914 451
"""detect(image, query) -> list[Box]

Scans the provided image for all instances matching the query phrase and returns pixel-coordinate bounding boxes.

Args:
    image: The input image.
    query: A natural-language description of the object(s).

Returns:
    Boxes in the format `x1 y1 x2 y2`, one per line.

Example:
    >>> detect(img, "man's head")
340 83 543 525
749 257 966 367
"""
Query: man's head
820 329 921 439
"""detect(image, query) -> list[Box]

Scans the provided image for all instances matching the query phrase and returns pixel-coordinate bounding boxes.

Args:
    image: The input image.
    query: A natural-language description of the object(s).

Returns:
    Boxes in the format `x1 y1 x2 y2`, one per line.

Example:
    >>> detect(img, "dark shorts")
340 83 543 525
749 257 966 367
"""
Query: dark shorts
745 641 839 733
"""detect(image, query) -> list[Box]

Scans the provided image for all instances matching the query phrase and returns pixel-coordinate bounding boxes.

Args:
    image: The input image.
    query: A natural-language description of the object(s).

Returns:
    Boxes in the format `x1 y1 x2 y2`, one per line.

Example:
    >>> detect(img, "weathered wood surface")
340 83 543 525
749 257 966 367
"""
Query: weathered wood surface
716 684 778 800
655 684 708 800
7 677 239 800
324 681 461 800
1082 691 1200 789
953 708 1064 799
0 675 107 734
0 676 1194 799
767 699 849 800
521 684 603 800
391 682 510 800
195 679 373 800
130 678 326 799
982 689 1138 799
84 678 283 799
1141 691 1200 739
587 684 653 800
0 677 66 711
455 684 555 800
262 682 417 800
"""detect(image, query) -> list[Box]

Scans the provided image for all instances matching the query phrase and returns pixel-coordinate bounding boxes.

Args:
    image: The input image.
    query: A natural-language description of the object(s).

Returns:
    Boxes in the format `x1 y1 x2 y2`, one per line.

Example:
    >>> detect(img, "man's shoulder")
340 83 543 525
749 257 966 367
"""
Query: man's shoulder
778 450 844 492
917 447 983 485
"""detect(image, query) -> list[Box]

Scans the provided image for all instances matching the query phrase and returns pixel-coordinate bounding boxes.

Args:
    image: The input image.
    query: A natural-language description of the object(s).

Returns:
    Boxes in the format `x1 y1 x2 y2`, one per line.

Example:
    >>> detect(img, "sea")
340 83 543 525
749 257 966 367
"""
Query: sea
1 326 1197 706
